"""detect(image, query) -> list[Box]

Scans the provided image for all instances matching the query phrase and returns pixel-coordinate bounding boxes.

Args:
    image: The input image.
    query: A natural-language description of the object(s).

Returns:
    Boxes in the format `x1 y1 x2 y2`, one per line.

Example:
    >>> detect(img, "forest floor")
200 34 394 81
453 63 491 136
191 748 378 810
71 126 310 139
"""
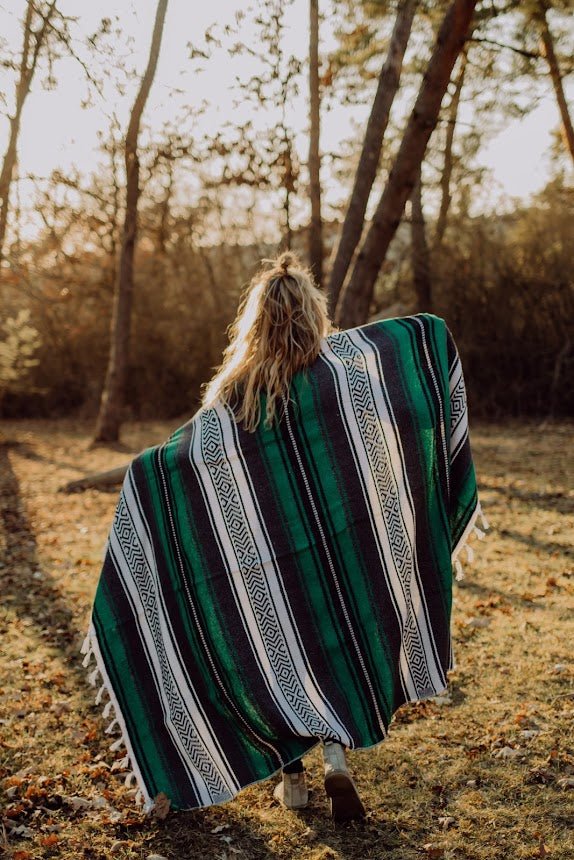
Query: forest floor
0 419 573 860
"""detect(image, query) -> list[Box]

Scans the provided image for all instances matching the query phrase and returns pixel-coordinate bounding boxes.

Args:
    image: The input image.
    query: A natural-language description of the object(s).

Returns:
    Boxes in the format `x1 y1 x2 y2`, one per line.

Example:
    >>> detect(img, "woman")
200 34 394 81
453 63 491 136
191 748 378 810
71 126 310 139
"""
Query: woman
83 251 485 821
201 250 365 821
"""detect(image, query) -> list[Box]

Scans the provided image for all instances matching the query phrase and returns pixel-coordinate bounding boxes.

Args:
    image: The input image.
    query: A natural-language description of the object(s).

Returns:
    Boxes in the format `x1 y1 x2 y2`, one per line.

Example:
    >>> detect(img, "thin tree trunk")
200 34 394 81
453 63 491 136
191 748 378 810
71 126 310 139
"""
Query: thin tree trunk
308 0 323 287
537 4 574 164
94 0 169 443
337 0 477 329
327 0 418 316
435 50 467 247
410 163 432 312
0 1 57 268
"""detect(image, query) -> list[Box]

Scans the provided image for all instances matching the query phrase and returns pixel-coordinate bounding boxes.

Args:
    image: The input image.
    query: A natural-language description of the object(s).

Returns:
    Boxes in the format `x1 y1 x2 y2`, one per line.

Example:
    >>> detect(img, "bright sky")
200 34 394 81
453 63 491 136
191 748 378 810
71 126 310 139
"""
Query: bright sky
0 0 572 238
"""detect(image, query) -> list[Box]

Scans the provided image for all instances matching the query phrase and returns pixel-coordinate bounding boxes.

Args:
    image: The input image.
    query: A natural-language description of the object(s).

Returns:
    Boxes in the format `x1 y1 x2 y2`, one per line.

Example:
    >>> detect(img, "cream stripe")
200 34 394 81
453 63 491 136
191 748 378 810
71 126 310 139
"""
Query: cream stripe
190 405 352 745
111 476 238 804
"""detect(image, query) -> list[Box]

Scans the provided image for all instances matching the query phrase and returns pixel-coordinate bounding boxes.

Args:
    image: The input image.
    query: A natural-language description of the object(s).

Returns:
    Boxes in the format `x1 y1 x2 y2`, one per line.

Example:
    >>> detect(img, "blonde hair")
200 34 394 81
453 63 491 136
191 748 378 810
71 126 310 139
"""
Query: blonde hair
201 251 333 431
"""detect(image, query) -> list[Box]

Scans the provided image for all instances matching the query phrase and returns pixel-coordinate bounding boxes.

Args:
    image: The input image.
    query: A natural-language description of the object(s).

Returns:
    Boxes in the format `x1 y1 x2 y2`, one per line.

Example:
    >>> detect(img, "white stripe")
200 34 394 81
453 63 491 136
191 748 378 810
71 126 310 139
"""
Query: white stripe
351 327 445 691
281 395 385 738
449 357 468 461
111 475 238 804
87 622 152 810
356 327 445 686
154 449 284 768
190 405 352 745
321 330 445 698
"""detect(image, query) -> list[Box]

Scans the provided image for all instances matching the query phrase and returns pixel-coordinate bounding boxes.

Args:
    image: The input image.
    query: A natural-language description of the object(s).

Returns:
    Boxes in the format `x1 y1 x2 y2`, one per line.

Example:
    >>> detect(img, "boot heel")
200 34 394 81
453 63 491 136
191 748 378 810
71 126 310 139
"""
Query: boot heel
324 771 366 822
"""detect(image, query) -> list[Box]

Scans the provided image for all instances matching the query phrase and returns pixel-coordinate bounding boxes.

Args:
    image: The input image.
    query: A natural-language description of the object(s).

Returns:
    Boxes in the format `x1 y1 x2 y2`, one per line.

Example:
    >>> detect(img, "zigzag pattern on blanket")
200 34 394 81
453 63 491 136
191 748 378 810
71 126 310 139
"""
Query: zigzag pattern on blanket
83 313 486 812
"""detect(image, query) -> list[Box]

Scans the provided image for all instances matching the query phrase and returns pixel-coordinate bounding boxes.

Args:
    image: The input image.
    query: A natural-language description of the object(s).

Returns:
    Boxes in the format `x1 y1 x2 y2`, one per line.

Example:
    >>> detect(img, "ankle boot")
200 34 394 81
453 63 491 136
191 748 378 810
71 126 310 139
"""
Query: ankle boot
273 770 309 809
323 741 366 822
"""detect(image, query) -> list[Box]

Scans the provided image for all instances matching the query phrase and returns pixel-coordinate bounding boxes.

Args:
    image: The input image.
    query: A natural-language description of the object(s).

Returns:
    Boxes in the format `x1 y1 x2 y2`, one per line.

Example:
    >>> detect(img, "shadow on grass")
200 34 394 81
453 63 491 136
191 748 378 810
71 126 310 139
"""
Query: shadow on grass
142 799 404 860
0 440 81 659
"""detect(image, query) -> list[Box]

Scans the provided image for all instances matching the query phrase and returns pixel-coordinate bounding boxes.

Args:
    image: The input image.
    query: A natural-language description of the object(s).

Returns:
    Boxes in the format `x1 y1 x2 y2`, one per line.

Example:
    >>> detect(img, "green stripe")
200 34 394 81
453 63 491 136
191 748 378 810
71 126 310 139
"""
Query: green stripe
93 587 169 800
293 369 395 730
256 390 379 742
144 439 281 775
388 317 453 606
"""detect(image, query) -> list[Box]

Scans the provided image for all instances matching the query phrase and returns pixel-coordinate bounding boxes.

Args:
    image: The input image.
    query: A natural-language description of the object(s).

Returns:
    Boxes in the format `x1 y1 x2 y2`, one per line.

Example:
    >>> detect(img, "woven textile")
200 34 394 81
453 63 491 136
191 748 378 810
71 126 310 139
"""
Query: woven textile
81 313 486 811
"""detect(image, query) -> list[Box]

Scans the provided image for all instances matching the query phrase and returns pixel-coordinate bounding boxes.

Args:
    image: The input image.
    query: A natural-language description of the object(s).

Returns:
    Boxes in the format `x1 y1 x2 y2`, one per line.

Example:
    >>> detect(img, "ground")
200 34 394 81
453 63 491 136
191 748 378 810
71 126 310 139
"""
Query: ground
0 419 573 860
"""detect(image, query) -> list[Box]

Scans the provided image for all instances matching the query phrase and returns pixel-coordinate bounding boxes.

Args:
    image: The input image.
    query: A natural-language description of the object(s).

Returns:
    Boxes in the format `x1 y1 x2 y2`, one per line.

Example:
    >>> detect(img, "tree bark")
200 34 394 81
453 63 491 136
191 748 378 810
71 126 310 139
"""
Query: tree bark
336 0 477 330
537 3 574 164
94 0 169 443
434 49 467 248
308 0 323 287
327 0 418 316
410 163 432 312
0 1 57 269
60 464 130 494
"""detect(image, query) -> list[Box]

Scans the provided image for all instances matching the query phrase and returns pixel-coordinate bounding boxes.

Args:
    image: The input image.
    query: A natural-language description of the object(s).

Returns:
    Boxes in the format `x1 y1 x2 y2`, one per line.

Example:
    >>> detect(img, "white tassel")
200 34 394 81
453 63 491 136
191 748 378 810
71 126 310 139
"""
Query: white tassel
95 684 106 706
135 789 143 805
479 509 489 530
110 735 125 752
473 526 485 540
80 633 91 655
102 700 114 720
124 772 137 788
88 667 100 686
118 754 130 769
465 543 475 563
82 648 93 668
454 557 464 581
105 718 119 735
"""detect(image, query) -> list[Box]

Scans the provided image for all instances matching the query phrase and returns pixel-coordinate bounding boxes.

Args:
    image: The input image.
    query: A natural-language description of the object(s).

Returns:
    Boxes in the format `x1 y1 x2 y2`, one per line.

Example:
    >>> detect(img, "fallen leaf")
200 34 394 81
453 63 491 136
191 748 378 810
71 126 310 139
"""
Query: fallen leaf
494 746 524 760
40 834 59 847
423 843 445 858
466 617 491 628
557 777 574 789
63 794 92 811
151 791 171 820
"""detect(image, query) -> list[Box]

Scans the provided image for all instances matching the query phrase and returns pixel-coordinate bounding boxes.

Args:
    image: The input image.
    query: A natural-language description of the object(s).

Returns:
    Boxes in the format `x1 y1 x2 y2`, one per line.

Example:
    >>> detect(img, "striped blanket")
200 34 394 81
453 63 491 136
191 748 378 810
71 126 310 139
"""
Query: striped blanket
81 313 487 812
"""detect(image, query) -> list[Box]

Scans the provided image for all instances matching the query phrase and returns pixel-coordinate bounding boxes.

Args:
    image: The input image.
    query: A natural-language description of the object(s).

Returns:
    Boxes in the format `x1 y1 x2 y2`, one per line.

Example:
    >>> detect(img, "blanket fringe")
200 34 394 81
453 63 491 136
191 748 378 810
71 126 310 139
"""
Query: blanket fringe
80 624 153 814
452 501 489 581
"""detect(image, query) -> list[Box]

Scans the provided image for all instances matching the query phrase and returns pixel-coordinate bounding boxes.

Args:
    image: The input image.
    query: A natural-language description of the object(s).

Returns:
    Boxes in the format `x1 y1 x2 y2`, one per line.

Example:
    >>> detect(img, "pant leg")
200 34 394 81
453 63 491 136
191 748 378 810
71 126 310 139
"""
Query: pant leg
283 757 304 774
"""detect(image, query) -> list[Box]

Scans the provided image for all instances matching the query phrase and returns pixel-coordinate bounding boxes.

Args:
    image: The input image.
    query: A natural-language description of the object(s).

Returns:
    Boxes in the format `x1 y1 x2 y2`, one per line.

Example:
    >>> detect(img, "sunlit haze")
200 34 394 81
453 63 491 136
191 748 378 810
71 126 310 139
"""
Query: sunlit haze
0 0 571 241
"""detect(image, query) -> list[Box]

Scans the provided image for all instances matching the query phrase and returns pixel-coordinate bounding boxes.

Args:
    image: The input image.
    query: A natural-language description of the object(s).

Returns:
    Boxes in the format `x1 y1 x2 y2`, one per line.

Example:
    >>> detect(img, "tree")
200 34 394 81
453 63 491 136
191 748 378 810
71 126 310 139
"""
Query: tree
434 49 468 247
0 309 41 415
336 0 478 329
410 163 432 312
0 1 58 269
327 0 419 315
94 0 169 443
534 1 574 163
308 0 323 286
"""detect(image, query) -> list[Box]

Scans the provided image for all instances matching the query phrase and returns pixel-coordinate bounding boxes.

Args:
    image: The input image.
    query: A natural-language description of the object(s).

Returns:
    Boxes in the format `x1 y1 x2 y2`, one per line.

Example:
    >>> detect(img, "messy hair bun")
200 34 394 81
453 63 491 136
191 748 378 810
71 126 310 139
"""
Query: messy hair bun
202 250 333 431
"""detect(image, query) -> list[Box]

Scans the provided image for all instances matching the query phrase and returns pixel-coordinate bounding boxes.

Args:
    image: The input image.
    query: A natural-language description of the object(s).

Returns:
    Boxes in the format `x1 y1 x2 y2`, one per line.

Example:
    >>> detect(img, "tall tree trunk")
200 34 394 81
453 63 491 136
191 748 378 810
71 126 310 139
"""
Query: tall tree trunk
434 49 467 248
0 1 57 268
536 3 574 164
308 0 323 287
410 163 432 312
337 0 477 330
327 0 418 316
94 0 169 443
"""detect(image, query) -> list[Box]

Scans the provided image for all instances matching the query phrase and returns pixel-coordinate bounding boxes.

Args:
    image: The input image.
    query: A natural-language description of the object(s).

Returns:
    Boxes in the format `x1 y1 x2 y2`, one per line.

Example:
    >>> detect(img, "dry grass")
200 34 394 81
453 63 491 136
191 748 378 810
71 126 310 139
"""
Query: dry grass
1 418 573 860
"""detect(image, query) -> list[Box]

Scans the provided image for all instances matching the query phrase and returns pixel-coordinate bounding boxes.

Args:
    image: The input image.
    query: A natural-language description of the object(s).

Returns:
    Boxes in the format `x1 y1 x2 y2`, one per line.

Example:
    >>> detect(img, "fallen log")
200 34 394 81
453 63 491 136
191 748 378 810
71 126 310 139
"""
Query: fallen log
60 464 130 494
